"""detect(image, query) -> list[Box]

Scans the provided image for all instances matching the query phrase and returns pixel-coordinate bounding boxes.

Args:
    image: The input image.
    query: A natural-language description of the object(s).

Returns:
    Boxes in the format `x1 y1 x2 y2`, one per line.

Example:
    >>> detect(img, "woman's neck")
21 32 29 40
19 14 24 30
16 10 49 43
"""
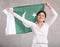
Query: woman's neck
37 21 44 28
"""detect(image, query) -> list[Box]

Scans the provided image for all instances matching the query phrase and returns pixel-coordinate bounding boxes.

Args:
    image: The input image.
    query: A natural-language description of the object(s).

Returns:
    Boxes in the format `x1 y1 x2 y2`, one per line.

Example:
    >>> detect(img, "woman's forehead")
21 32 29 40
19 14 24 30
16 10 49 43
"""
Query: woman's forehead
38 12 45 15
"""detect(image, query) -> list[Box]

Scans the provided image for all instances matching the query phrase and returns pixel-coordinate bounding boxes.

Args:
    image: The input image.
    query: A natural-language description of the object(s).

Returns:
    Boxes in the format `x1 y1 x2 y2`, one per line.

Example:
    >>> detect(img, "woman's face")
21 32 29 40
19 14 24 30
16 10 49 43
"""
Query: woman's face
37 12 46 22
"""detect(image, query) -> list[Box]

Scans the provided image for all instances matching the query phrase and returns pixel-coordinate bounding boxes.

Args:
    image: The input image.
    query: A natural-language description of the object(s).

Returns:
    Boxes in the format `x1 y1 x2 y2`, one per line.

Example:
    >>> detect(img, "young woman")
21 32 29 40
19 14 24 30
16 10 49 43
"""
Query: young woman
5 2 57 47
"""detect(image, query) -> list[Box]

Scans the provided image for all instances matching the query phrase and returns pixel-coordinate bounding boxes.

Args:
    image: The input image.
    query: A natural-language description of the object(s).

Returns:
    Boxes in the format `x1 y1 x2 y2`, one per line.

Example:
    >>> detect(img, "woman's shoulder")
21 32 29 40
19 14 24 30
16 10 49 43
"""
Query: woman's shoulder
44 22 49 27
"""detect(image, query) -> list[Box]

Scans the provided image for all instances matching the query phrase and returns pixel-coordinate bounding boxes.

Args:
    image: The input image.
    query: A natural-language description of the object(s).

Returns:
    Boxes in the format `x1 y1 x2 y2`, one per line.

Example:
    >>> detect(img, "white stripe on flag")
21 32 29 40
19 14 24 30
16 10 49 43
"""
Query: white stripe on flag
3 8 16 35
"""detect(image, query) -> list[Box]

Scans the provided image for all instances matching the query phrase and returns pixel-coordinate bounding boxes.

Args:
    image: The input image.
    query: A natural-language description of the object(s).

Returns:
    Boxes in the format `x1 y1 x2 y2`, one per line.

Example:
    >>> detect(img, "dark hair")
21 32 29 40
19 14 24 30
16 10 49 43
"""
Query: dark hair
36 11 46 22
37 11 46 18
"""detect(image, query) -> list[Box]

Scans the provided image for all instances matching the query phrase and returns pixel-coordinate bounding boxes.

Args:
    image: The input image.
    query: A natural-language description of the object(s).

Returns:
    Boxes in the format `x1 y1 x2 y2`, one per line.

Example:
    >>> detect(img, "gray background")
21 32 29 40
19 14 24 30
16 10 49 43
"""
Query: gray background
0 0 60 47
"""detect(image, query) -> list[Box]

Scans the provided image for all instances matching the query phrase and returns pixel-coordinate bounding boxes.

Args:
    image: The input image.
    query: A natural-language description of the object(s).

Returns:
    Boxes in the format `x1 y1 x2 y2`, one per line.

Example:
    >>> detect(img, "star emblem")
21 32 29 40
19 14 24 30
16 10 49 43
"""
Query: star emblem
32 13 36 17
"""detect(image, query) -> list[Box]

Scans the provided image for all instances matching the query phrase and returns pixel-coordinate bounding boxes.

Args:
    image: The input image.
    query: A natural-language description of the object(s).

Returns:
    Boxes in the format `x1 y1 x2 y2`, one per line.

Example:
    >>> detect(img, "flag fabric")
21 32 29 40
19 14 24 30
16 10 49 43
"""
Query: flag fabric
3 4 44 35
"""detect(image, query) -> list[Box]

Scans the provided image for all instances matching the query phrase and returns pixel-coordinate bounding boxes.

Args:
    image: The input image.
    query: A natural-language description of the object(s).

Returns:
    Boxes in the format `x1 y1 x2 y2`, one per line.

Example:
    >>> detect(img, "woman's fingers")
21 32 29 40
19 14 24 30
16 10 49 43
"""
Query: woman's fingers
6 8 13 13
44 2 52 9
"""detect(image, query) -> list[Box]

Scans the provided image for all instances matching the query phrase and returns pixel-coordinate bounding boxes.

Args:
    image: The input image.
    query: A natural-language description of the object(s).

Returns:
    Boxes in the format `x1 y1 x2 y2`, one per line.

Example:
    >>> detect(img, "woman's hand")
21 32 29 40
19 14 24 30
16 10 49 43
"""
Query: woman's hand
44 2 52 9
6 8 13 14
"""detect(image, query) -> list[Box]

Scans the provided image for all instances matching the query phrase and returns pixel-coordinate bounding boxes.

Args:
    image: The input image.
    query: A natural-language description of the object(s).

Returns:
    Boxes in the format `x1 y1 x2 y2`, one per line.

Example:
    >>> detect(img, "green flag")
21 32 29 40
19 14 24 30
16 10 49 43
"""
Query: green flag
3 4 44 35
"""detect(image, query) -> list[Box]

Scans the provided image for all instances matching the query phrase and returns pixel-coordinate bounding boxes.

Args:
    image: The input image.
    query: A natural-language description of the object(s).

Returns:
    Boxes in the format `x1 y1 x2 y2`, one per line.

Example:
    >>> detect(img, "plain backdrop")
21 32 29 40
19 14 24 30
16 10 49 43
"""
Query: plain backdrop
0 0 60 47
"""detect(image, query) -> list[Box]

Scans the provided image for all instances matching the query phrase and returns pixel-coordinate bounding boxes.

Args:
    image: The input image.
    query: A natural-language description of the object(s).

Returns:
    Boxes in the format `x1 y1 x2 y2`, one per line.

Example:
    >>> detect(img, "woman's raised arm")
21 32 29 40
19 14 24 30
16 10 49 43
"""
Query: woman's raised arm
44 2 58 26
4 8 33 27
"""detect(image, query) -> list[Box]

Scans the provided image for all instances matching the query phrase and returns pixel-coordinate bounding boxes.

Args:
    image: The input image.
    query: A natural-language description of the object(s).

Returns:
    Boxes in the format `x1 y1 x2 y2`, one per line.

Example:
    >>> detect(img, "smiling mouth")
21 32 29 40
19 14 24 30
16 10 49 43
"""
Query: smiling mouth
39 18 43 19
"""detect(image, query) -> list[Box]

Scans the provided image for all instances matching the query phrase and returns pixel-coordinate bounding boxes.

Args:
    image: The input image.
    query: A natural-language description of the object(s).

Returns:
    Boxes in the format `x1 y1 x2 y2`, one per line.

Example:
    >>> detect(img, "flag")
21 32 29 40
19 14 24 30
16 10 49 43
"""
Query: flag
3 4 44 35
